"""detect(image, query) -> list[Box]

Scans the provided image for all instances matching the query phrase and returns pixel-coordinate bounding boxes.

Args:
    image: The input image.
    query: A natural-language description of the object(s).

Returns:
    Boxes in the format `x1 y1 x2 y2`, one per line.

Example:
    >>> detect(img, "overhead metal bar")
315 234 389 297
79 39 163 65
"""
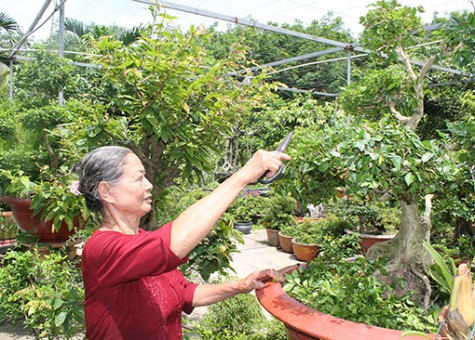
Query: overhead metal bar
134 0 471 78
15 55 102 69
266 54 368 76
229 47 347 77
259 47 346 70
9 0 54 58
277 86 338 97
133 0 354 49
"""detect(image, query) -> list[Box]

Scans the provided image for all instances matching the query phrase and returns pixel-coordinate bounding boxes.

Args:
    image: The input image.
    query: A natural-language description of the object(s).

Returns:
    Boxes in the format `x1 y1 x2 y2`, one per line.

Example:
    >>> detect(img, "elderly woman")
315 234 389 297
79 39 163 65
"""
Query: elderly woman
75 145 290 340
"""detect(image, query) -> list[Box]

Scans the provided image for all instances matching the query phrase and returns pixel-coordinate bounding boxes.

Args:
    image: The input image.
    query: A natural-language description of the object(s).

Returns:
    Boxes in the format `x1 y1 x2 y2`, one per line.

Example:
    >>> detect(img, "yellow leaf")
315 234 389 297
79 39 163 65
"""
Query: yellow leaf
183 102 190 113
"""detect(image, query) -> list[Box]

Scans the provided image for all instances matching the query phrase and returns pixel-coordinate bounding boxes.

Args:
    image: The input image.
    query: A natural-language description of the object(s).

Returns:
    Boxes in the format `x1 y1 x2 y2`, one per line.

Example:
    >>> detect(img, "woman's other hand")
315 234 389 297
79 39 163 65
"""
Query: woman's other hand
237 269 283 293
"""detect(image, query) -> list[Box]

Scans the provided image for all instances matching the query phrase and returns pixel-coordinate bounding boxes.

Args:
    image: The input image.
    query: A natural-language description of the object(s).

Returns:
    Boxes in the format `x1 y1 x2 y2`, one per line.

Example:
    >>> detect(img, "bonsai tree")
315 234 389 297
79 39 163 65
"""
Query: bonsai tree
285 0 474 306
227 194 272 224
258 192 298 231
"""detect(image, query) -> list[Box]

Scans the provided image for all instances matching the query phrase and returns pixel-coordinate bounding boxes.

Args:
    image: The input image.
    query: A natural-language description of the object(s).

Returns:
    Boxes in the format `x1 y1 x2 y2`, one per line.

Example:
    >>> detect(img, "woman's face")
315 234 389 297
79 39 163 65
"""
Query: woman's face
108 153 153 217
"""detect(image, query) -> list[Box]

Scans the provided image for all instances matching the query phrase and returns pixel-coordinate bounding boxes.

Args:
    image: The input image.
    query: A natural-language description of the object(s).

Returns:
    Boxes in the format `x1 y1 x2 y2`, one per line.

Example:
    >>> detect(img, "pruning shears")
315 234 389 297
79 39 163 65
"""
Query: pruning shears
253 131 294 185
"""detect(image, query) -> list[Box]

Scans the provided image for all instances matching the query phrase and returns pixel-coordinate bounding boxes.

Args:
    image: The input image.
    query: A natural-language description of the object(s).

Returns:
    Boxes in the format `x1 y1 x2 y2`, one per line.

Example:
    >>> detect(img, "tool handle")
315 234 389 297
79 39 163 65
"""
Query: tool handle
253 164 284 185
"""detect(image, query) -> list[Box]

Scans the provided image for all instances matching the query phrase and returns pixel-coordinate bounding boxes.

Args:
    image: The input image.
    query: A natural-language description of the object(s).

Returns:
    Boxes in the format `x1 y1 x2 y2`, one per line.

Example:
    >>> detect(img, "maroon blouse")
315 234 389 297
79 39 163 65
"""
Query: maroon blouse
81 222 198 340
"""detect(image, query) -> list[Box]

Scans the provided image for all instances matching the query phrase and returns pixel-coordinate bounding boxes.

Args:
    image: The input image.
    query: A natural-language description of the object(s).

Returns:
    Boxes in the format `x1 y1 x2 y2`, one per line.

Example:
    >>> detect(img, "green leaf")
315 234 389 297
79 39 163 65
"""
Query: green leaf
404 173 414 186
53 298 64 310
423 242 454 291
421 152 434 163
55 311 68 327
401 330 429 338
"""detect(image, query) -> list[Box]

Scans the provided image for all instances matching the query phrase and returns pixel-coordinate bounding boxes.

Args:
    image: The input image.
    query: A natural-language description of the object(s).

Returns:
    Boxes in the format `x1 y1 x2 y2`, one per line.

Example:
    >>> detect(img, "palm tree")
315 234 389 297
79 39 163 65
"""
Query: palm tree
0 12 20 65
45 18 142 52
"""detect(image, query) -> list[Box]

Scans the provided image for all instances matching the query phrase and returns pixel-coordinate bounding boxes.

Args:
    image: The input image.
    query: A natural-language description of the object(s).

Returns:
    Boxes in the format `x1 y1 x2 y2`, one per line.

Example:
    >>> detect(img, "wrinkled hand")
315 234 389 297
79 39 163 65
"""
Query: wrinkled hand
438 305 451 339
237 150 291 184
237 269 283 293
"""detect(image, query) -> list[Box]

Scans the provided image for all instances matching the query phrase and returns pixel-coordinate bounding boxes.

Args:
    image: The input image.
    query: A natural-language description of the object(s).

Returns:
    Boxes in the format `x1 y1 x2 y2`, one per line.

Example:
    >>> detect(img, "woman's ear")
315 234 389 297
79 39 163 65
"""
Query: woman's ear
98 181 115 204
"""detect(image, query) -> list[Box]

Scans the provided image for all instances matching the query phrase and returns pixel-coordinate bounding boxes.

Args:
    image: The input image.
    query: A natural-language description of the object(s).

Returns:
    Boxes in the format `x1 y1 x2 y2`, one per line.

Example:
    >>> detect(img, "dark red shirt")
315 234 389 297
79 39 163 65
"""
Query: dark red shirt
81 222 198 340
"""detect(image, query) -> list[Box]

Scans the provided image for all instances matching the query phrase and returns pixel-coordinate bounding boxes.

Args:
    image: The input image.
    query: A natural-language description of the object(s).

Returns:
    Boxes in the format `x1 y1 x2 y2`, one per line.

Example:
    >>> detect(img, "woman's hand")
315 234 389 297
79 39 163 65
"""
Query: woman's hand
237 150 291 185
237 269 283 293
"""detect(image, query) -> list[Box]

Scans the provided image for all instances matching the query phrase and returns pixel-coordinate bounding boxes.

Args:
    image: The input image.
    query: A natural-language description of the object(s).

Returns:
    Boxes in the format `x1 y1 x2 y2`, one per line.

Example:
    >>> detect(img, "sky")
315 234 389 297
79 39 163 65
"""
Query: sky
2 0 474 42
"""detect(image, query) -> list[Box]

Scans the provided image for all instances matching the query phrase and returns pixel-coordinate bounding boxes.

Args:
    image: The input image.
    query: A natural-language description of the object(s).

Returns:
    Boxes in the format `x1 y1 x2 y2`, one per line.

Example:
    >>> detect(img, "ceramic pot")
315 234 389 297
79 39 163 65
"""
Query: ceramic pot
266 228 280 247
345 229 395 253
234 221 253 234
291 239 319 262
255 265 436 340
0 196 78 244
278 232 293 254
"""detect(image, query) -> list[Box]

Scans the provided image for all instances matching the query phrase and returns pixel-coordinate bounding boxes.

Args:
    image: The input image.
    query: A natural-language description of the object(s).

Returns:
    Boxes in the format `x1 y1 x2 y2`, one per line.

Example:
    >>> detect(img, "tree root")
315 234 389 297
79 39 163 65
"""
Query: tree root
410 263 432 311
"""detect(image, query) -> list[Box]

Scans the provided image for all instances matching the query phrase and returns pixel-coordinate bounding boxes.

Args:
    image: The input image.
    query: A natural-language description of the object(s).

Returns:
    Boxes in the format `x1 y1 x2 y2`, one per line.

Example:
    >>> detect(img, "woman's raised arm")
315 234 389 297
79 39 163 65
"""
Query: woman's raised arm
170 150 290 259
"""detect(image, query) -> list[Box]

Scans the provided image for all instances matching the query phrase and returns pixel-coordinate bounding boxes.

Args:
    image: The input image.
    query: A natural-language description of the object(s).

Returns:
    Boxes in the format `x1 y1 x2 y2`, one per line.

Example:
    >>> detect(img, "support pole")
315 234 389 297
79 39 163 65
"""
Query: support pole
9 59 13 103
58 0 65 105
346 50 351 85
346 50 351 127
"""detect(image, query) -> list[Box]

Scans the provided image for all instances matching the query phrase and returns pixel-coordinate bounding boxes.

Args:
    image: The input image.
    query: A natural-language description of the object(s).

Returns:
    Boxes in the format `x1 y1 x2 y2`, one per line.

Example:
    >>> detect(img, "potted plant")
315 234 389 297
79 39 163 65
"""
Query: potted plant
0 168 90 245
256 233 439 339
330 198 399 253
259 193 299 247
256 265 437 340
278 220 301 254
228 194 271 234
291 217 350 261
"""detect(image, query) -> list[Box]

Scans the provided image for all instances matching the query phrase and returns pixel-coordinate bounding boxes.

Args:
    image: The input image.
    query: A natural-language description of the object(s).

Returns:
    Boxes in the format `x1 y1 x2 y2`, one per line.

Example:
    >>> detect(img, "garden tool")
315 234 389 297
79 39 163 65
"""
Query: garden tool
253 131 294 185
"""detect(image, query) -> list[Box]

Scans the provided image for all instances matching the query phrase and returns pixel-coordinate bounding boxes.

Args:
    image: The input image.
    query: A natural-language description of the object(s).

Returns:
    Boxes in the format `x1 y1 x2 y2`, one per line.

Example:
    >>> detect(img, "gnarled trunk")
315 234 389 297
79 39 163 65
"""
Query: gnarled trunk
367 194 434 307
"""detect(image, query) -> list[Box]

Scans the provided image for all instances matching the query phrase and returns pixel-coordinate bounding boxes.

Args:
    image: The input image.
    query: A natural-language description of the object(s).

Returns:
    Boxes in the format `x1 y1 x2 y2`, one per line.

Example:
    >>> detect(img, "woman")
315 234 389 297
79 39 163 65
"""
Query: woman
76 145 290 339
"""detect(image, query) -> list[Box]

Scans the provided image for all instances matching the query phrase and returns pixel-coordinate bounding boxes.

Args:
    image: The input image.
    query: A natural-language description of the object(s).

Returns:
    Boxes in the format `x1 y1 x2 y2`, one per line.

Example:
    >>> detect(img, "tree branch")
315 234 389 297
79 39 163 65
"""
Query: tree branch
422 193 437 227
126 143 161 173
388 102 411 124
395 45 416 81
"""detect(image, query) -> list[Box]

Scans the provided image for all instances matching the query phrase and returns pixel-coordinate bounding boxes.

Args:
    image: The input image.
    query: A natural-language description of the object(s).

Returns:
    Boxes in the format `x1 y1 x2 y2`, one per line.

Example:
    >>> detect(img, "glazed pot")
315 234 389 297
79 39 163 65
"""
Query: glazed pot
291 239 319 262
256 265 436 340
234 221 253 234
278 232 294 254
0 196 78 244
266 228 280 247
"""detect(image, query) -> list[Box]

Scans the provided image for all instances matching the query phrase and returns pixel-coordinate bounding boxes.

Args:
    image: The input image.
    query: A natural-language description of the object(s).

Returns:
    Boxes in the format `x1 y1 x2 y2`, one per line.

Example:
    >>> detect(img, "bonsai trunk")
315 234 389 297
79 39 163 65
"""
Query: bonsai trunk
367 194 434 307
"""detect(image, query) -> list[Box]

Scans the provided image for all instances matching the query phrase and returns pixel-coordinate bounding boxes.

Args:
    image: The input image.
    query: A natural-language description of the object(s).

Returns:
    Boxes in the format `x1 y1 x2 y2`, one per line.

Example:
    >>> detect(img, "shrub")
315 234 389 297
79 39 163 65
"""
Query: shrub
0 248 85 338
283 237 443 333
184 292 286 340
258 193 298 231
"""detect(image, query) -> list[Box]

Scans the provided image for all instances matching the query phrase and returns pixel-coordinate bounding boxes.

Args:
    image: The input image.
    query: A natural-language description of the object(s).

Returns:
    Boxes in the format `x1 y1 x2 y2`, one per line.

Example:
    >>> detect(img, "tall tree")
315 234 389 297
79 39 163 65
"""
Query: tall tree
51 7 276 228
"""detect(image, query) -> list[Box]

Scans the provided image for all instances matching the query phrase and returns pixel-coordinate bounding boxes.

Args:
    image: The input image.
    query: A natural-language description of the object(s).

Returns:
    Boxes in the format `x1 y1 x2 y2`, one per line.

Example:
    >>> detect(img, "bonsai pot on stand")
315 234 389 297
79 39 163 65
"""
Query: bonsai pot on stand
0 196 78 246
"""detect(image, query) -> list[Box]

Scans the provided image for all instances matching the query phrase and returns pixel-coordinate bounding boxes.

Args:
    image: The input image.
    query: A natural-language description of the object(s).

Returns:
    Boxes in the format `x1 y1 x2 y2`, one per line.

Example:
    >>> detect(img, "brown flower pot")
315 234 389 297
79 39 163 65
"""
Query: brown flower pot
345 229 395 253
291 240 319 262
266 228 280 247
0 196 78 244
255 265 437 340
278 232 293 254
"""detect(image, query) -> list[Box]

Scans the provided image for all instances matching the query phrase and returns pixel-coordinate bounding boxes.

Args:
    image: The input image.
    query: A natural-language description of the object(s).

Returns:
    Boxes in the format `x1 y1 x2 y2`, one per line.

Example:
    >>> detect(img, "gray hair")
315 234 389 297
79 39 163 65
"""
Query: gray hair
76 146 133 212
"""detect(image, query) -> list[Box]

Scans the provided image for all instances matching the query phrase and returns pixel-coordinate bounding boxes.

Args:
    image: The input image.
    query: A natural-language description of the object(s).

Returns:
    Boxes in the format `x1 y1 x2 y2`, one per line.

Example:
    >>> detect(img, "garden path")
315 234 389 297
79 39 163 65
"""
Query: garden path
189 228 303 321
